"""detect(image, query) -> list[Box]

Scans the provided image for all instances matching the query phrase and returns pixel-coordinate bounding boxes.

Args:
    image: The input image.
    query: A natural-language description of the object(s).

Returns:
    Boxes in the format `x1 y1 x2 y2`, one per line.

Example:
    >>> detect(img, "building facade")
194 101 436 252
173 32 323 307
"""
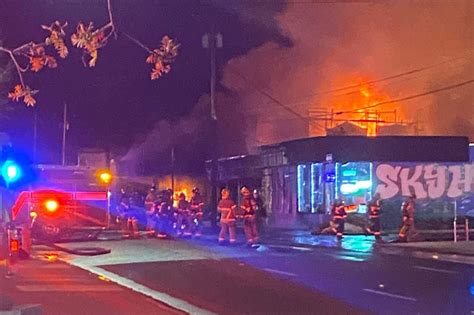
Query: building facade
210 136 472 230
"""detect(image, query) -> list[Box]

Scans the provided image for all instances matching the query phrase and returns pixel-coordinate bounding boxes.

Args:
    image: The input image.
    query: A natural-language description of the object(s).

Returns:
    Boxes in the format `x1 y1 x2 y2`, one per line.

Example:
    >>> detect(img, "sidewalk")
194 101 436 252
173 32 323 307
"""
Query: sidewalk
379 240 474 257
0 256 184 315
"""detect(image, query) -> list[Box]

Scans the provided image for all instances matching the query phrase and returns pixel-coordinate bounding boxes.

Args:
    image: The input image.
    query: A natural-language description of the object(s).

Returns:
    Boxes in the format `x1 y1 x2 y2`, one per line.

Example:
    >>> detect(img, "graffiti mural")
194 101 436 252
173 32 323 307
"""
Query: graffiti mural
373 162 474 228
375 163 474 200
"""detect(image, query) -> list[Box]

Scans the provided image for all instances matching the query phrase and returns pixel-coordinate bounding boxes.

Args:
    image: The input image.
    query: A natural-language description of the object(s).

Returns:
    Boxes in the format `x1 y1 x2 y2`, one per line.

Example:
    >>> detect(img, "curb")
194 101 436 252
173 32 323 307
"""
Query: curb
374 243 474 257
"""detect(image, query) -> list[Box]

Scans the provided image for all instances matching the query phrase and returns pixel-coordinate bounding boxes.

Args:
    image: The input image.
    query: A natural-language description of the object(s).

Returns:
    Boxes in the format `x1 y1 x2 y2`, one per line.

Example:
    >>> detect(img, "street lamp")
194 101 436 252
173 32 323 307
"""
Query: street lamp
97 170 113 227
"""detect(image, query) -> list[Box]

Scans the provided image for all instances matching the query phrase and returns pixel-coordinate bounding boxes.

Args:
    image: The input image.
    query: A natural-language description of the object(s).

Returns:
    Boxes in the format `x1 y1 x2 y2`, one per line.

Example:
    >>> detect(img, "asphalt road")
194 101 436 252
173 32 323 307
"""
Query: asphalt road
13 232 474 315
91 235 474 315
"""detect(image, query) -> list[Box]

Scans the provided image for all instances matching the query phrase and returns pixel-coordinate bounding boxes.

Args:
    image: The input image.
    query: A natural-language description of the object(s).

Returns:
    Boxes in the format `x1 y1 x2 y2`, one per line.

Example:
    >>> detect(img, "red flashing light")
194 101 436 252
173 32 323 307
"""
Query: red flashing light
44 199 59 213
10 239 20 252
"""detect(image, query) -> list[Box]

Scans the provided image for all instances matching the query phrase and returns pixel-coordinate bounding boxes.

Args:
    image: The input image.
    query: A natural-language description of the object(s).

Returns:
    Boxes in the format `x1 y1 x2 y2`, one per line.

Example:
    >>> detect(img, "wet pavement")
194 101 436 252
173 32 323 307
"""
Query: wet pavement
37 231 474 315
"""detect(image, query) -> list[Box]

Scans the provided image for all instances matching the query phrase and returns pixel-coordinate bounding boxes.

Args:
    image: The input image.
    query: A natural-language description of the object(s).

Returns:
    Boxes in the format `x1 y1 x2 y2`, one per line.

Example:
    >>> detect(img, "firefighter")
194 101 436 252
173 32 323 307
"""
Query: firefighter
156 189 174 238
176 192 192 237
240 186 259 245
366 193 382 241
398 193 417 242
253 189 267 234
117 197 139 238
217 188 237 245
332 197 347 240
190 187 205 237
145 185 158 236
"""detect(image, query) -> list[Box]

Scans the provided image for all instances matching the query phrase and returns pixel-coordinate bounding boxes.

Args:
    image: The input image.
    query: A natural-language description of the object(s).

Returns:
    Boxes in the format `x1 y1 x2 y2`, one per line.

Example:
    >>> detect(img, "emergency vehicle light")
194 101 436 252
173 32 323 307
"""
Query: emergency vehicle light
44 199 59 213
9 239 20 252
1 160 22 183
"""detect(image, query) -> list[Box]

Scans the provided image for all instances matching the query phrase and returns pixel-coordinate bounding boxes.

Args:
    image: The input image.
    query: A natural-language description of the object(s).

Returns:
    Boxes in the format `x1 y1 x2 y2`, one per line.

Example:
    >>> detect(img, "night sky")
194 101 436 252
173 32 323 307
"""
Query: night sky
0 0 287 168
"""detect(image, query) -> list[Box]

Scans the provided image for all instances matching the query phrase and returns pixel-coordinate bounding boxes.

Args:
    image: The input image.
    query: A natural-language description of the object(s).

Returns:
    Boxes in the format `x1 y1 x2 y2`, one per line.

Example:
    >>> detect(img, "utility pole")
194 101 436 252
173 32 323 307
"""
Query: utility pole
202 29 223 229
202 30 223 121
33 109 38 164
171 146 175 194
61 103 68 166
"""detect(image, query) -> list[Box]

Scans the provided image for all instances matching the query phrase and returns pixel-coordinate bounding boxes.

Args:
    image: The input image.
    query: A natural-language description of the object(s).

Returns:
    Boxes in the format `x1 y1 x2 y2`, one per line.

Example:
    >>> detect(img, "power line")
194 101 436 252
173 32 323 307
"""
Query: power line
299 54 471 100
246 78 473 124
226 64 308 121
237 53 470 112
335 78 474 115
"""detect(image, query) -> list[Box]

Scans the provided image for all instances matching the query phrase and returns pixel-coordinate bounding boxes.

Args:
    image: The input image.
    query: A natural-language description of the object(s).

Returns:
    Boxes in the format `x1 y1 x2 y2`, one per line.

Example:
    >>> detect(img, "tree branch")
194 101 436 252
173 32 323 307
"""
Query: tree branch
122 31 152 53
0 46 26 87
101 0 116 41
107 0 114 28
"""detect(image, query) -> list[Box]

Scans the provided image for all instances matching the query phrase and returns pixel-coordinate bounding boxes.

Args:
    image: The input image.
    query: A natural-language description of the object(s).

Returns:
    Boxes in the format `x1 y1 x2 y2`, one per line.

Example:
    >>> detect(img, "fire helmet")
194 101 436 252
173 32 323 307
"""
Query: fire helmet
241 187 250 196
221 188 230 198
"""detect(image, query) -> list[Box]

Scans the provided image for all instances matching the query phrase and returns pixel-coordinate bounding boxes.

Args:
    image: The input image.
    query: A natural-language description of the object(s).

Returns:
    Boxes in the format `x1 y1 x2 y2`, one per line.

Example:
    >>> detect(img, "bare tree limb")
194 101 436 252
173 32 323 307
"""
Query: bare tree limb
122 31 152 53
0 46 26 87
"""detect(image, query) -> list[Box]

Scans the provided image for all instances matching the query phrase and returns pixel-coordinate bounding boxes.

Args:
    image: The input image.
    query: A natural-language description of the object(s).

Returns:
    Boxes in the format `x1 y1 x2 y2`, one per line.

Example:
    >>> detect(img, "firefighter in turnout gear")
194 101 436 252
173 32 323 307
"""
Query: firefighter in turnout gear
332 198 347 240
217 188 237 244
145 185 158 235
176 192 192 237
398 193 417 242
366 193 382 241
156 189 174 238
117 196 139 238
190 187 205 237
240 187 259 245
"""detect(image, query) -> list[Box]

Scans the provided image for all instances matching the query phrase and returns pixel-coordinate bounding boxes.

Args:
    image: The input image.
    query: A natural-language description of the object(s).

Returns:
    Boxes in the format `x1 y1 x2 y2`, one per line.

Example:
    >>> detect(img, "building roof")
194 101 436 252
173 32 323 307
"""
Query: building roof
266 136 469 164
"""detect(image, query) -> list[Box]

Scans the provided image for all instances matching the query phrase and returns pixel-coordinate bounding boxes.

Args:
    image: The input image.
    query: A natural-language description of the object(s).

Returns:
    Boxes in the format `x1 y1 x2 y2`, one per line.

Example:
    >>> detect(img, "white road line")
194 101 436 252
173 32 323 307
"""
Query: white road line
264 268 298 277
65 261 216 315
363 288 417 302
414 265 460 274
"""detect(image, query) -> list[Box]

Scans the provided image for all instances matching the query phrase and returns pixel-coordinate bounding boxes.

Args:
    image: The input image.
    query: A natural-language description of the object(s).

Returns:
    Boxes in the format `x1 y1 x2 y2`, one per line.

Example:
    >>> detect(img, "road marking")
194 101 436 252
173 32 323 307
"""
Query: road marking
264 268 298 277
414 265 460 274
16 284 123 292
65 262 216 315
363 289 417 302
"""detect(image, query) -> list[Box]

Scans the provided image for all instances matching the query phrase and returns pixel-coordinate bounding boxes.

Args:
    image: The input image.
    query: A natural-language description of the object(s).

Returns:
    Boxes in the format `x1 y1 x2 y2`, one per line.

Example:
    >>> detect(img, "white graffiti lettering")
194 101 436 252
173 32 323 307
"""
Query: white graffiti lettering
399 165 427 199
424 164 446 199
375 164 401 199
375 163 474 199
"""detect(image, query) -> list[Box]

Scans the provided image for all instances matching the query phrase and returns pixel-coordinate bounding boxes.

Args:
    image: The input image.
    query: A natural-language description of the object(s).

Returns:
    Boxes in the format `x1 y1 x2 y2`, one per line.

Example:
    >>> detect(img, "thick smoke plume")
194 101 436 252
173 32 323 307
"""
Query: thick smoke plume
121 98 212 175
221 0 473 153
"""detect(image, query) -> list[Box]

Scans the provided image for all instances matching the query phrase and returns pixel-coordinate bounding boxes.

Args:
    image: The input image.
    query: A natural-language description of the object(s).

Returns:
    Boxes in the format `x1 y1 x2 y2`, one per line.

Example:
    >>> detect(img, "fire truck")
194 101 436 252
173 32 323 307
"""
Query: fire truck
5 164 111 257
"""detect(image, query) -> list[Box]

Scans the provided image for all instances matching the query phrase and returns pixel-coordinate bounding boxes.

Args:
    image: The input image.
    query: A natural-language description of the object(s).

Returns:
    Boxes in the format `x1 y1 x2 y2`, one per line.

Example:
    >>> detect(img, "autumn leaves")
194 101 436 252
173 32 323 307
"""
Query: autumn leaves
2 1 179 106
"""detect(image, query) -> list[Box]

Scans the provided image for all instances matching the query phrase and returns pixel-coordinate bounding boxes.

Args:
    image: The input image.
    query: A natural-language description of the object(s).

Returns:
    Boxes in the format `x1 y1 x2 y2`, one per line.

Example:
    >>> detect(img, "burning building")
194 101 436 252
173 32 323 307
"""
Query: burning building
208 136 472 231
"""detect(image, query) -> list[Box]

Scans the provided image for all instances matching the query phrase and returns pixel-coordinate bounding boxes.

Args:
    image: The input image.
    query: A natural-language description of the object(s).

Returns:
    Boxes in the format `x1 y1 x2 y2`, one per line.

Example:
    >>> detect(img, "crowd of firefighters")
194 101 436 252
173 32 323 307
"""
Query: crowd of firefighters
116 182 417 243
116 185 267 245
331 192 417 242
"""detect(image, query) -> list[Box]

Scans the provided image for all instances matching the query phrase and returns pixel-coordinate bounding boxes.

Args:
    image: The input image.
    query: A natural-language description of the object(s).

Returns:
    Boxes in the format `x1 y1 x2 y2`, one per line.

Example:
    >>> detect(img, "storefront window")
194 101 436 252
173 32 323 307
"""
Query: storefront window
297 164 311 212
297 163 324 213
336 162 373 212
311 163 323 213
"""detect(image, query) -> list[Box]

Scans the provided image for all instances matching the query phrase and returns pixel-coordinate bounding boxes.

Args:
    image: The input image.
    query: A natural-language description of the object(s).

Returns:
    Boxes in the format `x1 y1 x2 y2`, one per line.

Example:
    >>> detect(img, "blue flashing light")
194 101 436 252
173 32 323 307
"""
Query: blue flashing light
1 160 22 183
470 285 474 296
